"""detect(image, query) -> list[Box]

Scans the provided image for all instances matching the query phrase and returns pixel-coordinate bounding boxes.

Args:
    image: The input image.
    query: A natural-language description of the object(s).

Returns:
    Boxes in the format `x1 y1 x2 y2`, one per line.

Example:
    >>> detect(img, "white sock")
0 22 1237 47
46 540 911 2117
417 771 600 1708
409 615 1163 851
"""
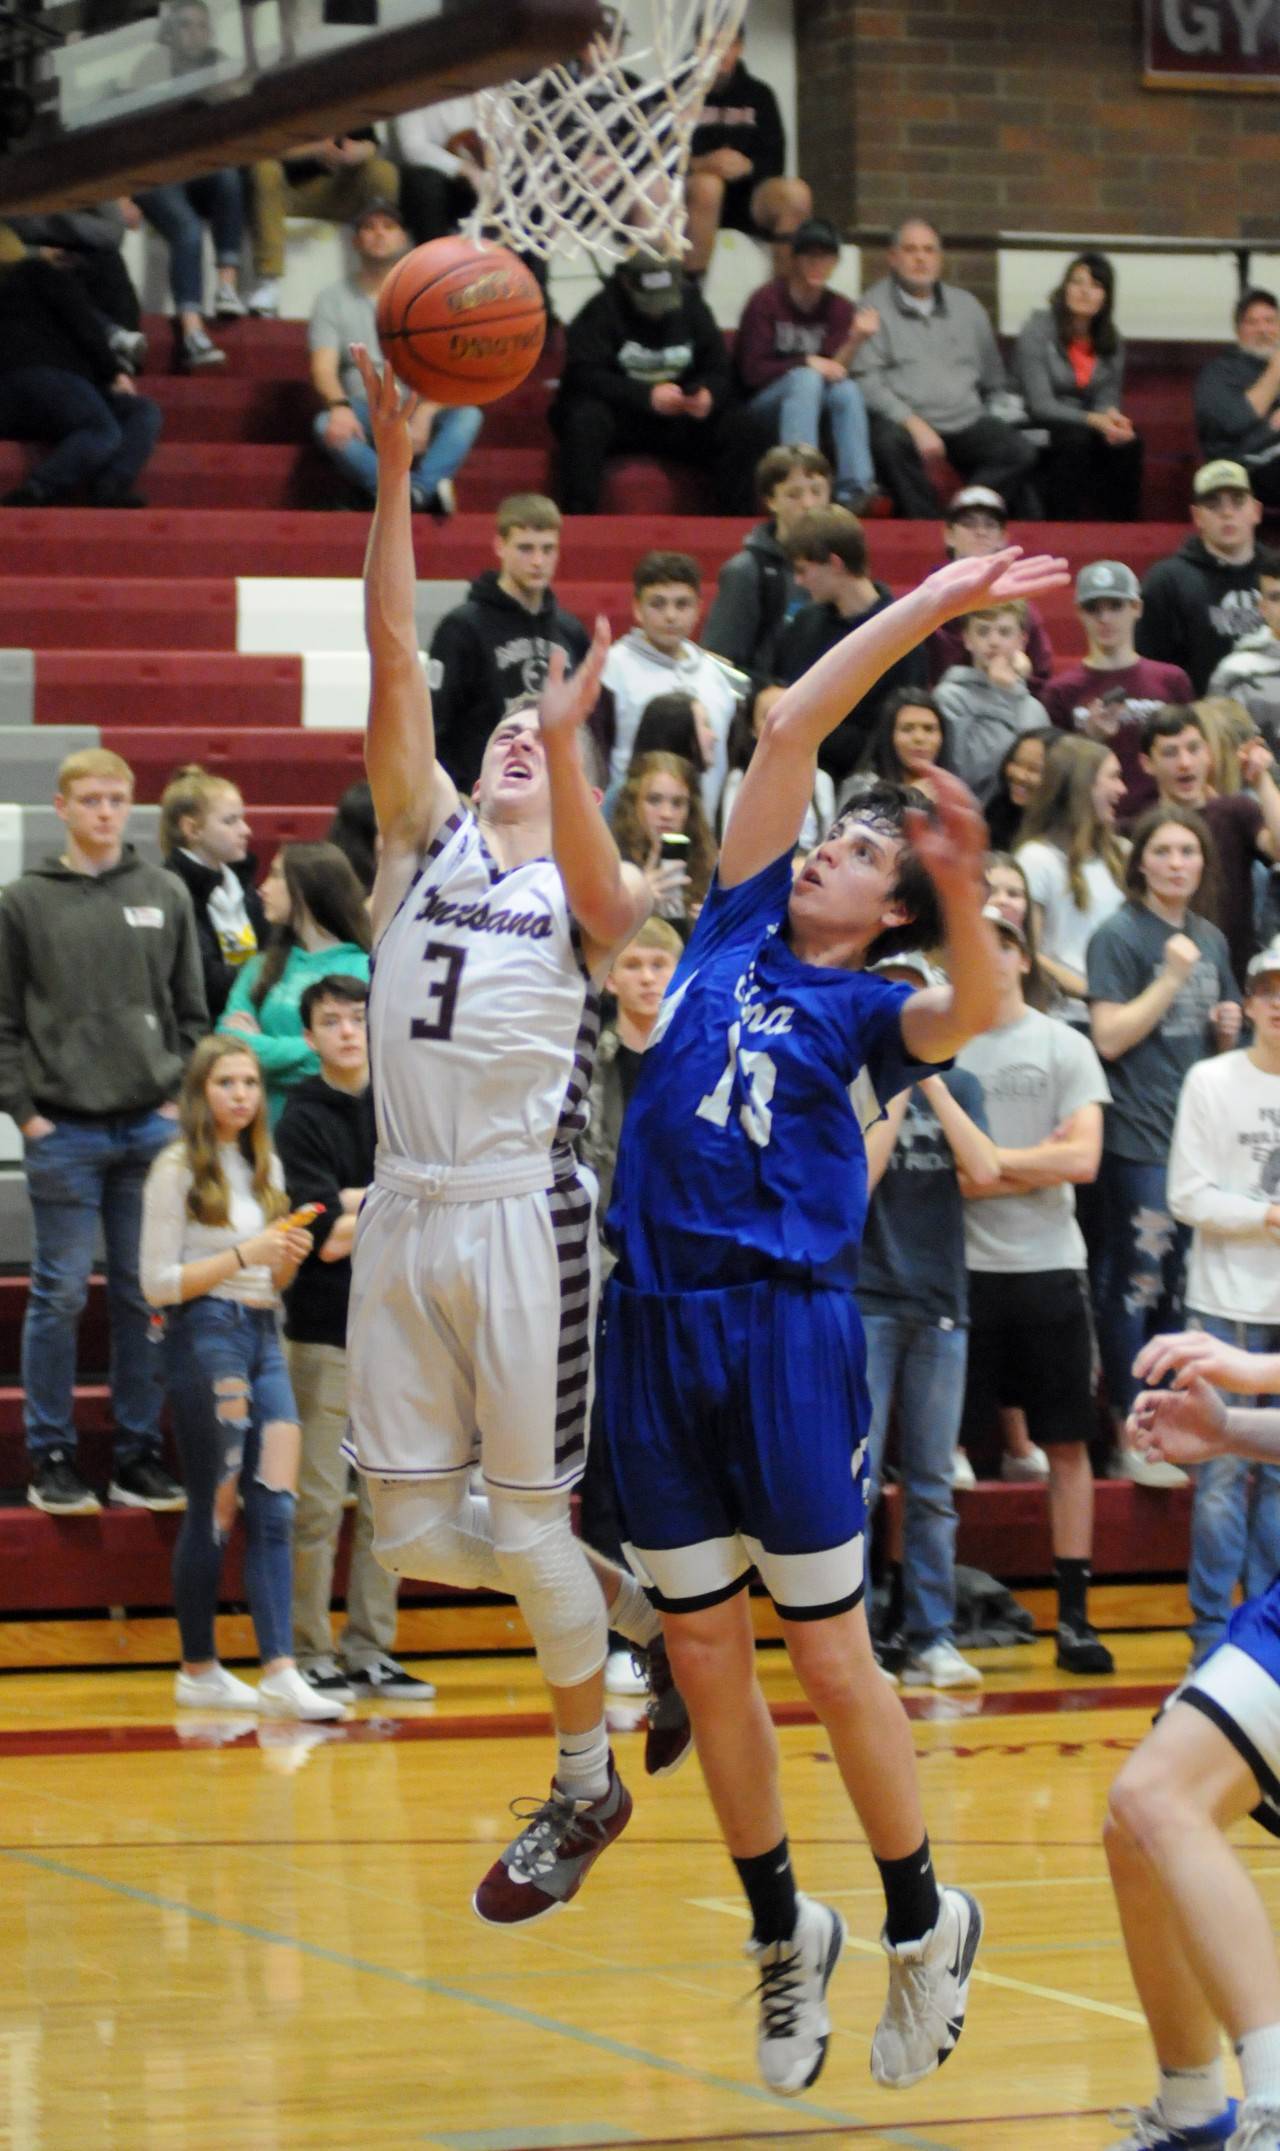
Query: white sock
1157 2056 1226 2128
1237 2024 1280 2103
554 1721 610 1802
605 1569 661 1650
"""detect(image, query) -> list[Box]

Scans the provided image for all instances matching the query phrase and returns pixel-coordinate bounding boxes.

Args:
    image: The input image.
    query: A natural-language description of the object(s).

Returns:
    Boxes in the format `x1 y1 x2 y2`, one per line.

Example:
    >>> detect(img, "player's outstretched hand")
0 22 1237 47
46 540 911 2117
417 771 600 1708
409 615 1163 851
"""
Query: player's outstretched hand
537 615 611 740
1133 1327 1264 1395
926 546 1071 622
350 343 420 477
1127 1376 1227 1467
903 764 987 905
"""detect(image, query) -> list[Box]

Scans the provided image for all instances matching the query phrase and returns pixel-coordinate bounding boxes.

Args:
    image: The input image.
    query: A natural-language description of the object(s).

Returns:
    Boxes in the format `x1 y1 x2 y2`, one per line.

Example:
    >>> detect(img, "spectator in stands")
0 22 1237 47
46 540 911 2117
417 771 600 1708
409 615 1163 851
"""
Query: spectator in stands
1088 805 1240 1480
159 765 265 1024
610 751 716 931
853 219 1038 519
861 949 998 1690
388 93 484 245
734 218 877 511
1043 560 1193 822
248 132 400 319
719 684 836 850
855 685 954 801
934 599 1051 805
774 505 929 785
1168 944 1280 1666
1137 460 1266 693
0 747 202 1518
550 251 746 515
684 31 811 277
627 690 717 781
983 728 1056 853
6 205 146 369
1014 252 1143 521
0 252 162 508
275 975 433 1702
126 0 229 88
594 550 741 816
1139 703 1280 986
703 443 832 680
926 486 1055 694
218 843 370 1126
1195 287 1280 510
326 780 377 897
1208 546 1280 743
427 494 590 794
957 905 1113 1673
139 1036 341 1721
310 203 481 517
132 170 245 370
1015 735 1128 1024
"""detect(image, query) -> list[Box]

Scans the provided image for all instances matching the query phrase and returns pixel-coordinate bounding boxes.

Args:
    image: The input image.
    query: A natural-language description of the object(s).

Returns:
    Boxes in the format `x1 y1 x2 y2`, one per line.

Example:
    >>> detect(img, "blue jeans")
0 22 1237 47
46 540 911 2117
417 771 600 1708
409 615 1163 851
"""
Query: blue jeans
748 367 874 496
0 367 162 502
21 1109 173 1467
162 1299 298 1665
862 1312 966 1649
1093 1152 1189 1419
1187 1313 1280 1664
312 393 483 504
136 173 244 312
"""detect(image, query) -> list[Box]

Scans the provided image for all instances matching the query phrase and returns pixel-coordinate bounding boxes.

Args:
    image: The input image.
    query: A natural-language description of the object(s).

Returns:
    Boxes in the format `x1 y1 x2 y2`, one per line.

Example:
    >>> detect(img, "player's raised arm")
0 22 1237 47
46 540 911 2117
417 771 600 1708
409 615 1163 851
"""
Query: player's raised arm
897 765 1002 1062
353 343 458 853
537 620 652 965
719 547 1070 889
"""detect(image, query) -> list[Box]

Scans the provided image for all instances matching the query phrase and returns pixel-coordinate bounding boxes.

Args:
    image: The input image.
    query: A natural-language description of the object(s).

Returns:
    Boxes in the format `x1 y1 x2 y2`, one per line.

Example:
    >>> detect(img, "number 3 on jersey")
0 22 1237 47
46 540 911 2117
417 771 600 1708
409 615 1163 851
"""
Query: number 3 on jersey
696 1020 776 1147
411 941 466 1041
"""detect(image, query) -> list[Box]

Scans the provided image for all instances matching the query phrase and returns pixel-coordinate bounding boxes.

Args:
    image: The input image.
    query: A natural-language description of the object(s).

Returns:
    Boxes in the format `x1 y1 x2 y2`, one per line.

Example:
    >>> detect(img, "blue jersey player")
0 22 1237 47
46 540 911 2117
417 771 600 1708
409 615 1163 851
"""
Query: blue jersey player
559 540 1071 2098
1107 1326 1280 2151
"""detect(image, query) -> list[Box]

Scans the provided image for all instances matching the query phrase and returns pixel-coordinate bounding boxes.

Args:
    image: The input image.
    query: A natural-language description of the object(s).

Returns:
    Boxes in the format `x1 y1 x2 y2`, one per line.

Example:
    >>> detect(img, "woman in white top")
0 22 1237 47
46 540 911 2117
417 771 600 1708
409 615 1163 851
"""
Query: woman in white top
141 1037 339 1720
1016 734 1128 1026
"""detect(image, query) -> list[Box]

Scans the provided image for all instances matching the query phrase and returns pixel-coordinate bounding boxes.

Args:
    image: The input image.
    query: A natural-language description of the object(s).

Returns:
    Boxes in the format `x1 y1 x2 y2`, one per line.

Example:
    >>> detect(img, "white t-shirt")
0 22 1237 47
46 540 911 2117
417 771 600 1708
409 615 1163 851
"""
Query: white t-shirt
1015 839 1125 1025
1169 1049 1280 1323
140 1143 284 1308
958 1006 1111 1273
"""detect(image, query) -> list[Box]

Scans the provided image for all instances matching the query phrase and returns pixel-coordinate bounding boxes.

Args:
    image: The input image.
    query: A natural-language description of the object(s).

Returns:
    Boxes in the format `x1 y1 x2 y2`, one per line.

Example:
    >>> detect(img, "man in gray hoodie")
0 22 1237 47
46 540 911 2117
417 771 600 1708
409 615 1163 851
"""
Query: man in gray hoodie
0 749 206 1515
934 598 1050 803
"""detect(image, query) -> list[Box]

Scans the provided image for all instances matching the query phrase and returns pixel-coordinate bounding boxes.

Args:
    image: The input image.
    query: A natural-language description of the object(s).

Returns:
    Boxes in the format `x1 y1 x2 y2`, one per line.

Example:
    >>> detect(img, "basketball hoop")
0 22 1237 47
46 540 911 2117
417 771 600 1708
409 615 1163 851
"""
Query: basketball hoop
463 0 750 266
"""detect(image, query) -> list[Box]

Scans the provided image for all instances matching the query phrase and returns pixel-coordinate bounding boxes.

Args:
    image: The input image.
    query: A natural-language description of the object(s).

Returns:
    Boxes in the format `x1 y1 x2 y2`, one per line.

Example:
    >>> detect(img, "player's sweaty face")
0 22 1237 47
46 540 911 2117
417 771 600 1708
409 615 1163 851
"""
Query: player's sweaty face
790 813 904 936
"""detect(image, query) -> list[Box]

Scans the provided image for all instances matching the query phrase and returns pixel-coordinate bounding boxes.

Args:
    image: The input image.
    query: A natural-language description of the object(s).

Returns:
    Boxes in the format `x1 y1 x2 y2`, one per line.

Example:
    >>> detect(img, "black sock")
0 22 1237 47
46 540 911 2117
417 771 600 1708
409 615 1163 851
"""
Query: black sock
885 1559 905 1634
734 1839 799 1946
1056 1557 1090 1630
876 1836 941 1947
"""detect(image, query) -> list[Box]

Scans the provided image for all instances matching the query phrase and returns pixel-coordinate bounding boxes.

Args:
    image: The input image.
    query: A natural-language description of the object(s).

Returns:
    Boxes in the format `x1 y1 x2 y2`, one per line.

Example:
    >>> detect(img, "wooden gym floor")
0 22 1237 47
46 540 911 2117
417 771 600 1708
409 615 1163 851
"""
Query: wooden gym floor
0 1586 1262 2151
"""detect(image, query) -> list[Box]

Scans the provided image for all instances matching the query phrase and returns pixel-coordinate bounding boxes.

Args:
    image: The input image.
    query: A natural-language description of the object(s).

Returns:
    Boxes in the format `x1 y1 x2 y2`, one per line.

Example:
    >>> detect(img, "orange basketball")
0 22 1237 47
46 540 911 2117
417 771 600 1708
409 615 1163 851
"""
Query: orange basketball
375 235 546 407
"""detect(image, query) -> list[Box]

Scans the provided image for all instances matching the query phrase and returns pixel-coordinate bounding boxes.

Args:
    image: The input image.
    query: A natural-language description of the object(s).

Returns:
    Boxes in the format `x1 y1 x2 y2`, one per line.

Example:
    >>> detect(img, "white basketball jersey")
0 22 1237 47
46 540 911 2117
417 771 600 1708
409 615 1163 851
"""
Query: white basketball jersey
368 809 600 1171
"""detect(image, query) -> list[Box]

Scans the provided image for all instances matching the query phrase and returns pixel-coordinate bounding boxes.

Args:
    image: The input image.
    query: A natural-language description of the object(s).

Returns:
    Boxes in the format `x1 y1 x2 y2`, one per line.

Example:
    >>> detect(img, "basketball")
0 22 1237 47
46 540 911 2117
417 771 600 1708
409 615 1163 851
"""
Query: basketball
375 235 547 407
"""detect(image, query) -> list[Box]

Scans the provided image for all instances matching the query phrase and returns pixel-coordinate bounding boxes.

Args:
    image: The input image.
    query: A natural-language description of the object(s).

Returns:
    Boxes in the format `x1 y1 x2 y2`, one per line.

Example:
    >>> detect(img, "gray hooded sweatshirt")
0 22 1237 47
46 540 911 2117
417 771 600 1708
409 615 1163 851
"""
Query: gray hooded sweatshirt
934 667 1049 804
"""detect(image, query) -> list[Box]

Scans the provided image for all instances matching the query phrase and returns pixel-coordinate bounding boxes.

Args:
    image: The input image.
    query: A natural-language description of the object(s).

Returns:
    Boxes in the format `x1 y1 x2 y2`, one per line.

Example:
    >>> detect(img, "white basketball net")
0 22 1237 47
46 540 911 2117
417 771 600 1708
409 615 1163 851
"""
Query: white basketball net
465 0 750 266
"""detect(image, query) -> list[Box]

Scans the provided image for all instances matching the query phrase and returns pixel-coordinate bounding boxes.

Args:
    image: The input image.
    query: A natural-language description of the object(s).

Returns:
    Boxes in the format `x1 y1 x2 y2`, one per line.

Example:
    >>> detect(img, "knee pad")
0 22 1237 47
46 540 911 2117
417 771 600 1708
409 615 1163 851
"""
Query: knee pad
368 1475 501 1593
488 1490 606 1689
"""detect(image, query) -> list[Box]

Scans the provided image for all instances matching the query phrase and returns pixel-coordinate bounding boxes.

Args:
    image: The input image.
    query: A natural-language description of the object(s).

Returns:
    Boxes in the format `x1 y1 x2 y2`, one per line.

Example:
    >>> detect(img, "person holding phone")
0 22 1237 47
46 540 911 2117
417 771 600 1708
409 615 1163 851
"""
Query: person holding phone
610 751 717 933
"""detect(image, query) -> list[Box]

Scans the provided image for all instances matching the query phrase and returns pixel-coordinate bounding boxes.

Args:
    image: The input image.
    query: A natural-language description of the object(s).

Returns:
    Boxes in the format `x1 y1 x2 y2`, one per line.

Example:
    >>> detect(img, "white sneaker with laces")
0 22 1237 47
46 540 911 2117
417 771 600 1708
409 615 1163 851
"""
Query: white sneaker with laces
900 1640 983 1690
257 1666 346 1721
746 1894 845 2096
175 1664 261 1710
871 1885 983 2089
1230 2100 1280 2149
950 1450 977 1491
604 1646 648 1697
1109 1445 1190 1490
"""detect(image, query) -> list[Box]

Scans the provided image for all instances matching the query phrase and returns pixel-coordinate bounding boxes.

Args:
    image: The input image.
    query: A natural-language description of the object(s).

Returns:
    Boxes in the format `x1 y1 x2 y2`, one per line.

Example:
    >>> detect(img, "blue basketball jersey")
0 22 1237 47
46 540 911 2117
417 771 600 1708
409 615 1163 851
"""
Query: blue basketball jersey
606 852 934 1292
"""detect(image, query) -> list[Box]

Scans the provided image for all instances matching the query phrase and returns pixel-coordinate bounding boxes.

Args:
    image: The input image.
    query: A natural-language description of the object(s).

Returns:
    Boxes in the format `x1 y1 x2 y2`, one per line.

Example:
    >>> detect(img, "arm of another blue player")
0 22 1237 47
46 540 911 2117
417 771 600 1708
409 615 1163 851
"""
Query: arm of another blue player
718 547 1070 892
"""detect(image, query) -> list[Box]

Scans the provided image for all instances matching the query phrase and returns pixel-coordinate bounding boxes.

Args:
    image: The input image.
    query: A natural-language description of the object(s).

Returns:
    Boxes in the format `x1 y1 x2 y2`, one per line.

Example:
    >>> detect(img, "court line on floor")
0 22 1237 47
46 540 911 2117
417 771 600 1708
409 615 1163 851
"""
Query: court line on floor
0 1846 958 2150
475 2117 1116 2151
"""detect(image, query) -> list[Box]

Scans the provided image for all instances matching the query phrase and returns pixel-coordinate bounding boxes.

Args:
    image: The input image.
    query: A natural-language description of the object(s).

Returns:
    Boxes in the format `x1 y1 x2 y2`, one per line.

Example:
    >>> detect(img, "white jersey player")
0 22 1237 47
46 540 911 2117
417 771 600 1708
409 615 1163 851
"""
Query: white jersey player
345 346 688 1930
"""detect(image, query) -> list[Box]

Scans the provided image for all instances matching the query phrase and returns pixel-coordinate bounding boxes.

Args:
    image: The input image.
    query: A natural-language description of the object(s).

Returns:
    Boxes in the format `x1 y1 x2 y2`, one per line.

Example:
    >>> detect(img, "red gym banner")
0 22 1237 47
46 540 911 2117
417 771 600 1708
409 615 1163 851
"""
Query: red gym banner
1144 0 1280 90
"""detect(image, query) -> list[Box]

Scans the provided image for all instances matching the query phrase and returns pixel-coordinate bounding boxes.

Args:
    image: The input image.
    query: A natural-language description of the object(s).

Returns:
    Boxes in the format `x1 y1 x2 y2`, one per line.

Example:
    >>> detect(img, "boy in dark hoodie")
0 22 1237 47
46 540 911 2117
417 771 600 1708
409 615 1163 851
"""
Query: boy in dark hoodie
1137 460 1267 693
426 492 590 794
704 442 832 681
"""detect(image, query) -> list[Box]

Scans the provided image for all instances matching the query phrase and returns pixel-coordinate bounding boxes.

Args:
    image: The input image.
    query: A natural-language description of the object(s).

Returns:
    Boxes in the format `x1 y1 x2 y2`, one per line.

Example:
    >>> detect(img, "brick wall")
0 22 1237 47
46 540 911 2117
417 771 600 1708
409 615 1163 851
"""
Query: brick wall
794 0 1280 312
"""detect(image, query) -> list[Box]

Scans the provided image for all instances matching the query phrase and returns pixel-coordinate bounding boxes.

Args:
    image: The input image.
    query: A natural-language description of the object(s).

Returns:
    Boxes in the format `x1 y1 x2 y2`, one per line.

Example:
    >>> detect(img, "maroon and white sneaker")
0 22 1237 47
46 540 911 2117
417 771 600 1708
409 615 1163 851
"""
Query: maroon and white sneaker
473 1756 633 1926
641 1633 694 1777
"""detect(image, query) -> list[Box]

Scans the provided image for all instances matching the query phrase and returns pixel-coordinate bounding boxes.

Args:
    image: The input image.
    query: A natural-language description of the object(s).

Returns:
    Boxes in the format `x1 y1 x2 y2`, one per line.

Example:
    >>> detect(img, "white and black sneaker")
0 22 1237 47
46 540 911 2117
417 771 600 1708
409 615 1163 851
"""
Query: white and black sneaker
344 1654 436 1700
746 1895 846 2096
29 1451 101 1515
299 1659 357 1704
870 1885 982 2089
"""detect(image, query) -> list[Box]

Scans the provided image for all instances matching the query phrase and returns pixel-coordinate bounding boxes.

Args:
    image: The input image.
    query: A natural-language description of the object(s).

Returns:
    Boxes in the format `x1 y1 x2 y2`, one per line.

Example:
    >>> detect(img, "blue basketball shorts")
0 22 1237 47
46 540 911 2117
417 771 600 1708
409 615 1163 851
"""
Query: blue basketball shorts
598 1274 869 1620
1176 1582 1280 1836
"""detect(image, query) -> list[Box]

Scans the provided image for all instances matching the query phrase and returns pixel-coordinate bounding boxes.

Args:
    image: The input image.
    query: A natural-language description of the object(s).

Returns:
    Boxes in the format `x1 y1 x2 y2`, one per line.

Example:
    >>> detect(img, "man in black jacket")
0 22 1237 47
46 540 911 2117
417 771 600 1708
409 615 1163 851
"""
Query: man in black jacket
427 492 590 793
1136 460 1266 693
550 253 753 515
1195 288 1280 510
0 254 162 506
685 33 811 276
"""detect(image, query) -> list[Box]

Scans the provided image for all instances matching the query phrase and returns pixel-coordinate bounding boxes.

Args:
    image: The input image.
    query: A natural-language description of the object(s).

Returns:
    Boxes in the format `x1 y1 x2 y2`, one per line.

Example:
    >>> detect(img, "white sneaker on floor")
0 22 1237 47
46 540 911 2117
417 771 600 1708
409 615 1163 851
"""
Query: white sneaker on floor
1229 2099 1280 2148
175 1664 260 1710
257 1666 347 1721
604 1646 648 1696
1000 1445 1050 1482
247 278 280 316
871 1885 983 2089
950 1450 977 1491
900 1640 983 1690
1109 1445 1190 1490
746 1894 846 2096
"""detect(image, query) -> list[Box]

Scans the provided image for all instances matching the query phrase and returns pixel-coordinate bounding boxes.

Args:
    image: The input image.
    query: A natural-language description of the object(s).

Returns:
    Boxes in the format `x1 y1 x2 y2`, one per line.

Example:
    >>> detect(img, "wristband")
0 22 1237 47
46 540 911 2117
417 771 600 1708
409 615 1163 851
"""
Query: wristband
233 1245 246 1269
327 398 351 410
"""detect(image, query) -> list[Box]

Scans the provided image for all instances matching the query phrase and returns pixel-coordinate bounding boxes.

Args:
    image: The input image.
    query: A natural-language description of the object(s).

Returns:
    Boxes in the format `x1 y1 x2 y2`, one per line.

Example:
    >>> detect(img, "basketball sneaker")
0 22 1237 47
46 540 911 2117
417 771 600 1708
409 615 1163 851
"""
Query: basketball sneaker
746 1895 845 2096
870 1885 983 2089
1106 2102 1238 2148
473 1757 632 1926
1229 2101 1280 2148
640 1634 693 1777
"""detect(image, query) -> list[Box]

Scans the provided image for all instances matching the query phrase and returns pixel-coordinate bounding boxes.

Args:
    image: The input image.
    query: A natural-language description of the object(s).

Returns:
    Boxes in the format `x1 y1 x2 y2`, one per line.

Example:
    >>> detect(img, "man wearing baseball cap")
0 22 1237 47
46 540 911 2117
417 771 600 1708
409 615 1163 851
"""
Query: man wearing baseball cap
1135 460 1266 692
733 218 878 511
927 484 1055 691
1043 560 1193 819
